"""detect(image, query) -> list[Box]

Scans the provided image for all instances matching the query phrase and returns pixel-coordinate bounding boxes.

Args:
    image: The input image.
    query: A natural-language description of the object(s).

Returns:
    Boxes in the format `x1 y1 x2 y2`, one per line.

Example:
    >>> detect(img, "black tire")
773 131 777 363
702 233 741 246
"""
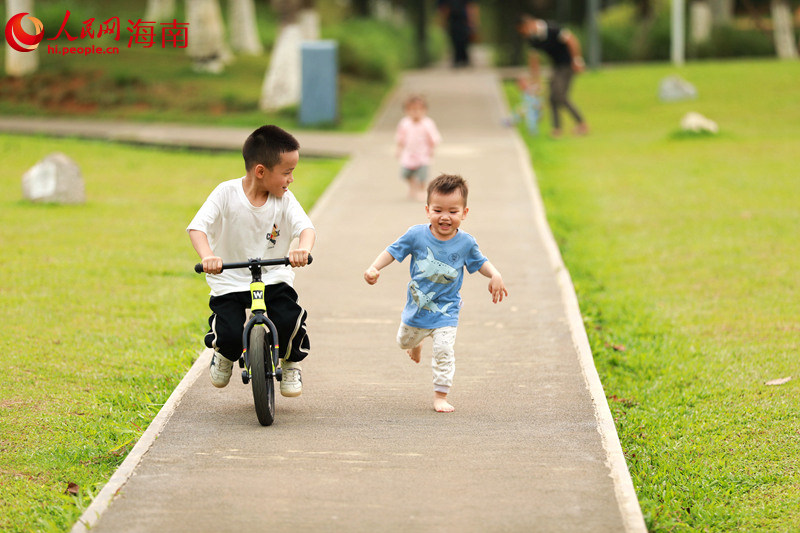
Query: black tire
249 325 275 426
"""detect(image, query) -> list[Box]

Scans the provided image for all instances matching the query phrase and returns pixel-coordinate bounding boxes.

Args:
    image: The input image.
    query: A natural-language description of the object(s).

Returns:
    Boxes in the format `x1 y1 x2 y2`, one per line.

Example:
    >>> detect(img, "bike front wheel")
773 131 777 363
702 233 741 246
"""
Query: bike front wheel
249 325 275 426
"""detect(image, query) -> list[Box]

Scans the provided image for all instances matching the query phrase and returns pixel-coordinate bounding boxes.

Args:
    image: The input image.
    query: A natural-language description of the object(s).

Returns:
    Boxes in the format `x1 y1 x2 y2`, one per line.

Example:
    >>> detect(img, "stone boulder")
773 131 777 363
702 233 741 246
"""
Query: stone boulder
22 152 86 204
680 112 719 134
659 75 698 102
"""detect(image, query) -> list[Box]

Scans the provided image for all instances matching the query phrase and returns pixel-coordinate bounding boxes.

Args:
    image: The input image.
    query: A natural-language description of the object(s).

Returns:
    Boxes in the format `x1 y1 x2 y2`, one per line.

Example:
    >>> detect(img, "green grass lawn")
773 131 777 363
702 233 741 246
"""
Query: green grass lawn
508 59 800 531
0 134 343 532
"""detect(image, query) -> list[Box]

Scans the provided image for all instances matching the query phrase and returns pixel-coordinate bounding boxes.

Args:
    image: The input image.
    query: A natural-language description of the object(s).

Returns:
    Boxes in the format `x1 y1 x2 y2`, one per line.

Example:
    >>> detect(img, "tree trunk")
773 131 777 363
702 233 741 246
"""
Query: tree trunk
259 0 316 111
259 24 302 110
186 0 232 73
272 0 300 23
145 0 175 21
634 0 653 20
350 0 371 17
690 0 713 44
586 0 601 67
374 0 400 22
406 0 428 67
298 7 320 41
5 0 39 77
709 0 733 26
495 0 525 66
229 0 263 54
771 0 798 59
557 0 572 23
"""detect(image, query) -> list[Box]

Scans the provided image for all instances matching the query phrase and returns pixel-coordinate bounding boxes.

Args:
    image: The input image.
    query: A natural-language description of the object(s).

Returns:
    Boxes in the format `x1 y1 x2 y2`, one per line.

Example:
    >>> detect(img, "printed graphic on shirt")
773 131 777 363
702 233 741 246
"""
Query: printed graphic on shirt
409 281 453 317
415 247 458 284
266 224 280 248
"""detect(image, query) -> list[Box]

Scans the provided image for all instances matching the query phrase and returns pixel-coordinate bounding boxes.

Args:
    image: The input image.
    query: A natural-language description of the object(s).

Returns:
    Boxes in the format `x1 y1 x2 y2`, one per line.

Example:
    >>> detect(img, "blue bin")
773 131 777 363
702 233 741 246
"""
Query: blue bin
300 41 338 126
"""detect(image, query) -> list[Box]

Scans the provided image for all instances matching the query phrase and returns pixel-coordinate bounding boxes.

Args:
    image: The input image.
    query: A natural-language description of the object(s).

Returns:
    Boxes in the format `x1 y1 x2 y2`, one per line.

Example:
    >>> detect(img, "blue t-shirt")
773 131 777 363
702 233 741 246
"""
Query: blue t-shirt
387 224 487 329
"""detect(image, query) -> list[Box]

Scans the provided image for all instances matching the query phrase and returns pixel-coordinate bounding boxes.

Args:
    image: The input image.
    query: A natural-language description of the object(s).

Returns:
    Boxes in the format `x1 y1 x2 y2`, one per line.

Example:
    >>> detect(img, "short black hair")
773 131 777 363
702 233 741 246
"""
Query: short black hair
242 125 300 171
427 173 469 206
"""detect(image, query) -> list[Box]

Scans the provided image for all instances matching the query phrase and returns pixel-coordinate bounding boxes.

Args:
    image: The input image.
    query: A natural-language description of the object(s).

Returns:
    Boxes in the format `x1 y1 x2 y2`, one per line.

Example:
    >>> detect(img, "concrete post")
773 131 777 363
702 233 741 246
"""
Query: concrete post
672 0 686 66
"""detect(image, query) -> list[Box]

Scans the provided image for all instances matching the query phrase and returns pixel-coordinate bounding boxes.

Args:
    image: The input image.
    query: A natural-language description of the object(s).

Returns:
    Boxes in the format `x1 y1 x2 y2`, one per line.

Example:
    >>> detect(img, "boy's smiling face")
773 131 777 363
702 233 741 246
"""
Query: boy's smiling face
257 150 299 198
426 189 468 241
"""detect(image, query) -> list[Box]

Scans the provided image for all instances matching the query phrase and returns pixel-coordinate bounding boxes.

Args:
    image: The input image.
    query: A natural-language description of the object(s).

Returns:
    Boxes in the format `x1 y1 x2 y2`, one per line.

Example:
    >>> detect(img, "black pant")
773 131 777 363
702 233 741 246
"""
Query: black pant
205 283 310 363
448 23 471 67
549 65 584 130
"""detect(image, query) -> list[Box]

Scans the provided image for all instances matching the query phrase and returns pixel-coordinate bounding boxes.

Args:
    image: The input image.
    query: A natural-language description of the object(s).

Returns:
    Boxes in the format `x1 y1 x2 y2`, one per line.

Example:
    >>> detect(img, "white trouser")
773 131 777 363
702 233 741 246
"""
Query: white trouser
396 324 458 394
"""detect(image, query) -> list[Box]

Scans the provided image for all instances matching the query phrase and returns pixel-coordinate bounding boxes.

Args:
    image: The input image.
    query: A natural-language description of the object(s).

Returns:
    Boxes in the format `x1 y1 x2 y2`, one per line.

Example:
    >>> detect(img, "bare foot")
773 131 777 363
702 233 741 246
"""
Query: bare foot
407 344 421 363
434 392 454 413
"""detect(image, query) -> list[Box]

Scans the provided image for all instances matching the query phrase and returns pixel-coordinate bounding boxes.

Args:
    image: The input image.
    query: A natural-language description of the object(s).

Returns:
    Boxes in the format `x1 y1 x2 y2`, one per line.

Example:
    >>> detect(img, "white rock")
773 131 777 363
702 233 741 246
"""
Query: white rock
22 152 86 204
659 75 698 102
680 112 719 134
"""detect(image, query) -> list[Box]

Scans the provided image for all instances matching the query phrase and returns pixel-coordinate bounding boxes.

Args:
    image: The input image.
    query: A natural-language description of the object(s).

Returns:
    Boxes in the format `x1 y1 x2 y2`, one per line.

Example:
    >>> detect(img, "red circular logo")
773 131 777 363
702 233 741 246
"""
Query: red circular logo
5 12 44 52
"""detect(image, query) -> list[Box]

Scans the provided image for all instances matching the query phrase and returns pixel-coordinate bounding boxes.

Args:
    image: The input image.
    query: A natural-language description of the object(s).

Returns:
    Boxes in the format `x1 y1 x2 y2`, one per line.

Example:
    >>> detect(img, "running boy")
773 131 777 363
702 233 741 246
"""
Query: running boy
364 174 507 412
396 95 442 201
188 125 315 397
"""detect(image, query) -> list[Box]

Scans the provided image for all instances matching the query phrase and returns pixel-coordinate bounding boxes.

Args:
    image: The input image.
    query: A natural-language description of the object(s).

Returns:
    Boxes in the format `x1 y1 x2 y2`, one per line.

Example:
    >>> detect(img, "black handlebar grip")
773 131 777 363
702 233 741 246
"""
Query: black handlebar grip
195 254 313 274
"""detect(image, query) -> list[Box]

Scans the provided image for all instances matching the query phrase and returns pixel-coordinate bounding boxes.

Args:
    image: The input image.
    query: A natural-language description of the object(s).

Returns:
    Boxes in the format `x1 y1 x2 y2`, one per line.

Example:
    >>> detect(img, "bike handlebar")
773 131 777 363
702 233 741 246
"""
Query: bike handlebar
194 255 313 274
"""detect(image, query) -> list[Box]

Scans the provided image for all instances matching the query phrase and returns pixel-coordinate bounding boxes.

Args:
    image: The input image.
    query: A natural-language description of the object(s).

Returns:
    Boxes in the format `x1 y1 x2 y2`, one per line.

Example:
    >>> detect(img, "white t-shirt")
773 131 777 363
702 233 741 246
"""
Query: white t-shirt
187 177 315 296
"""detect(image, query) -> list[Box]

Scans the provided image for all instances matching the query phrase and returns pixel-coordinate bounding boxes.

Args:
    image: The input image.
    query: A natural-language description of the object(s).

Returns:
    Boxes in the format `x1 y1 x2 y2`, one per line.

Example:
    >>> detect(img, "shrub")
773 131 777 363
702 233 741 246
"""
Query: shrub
598 1 778 62
598 2 672 62
599 3 637 62
692 25 775 58
323 19 414 82
633 5 672 61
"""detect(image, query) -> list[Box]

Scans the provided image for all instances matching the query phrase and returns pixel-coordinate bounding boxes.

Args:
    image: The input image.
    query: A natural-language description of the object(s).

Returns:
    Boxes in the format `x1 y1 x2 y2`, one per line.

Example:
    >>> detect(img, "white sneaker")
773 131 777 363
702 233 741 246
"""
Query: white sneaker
280 360 302 397
209 352 233 388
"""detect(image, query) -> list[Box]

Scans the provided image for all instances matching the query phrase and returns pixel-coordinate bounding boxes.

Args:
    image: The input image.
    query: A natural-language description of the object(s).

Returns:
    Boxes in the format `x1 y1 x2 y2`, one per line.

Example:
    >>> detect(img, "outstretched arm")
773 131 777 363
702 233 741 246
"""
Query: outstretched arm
189 229 223 274
364 250 395 285
478 261 508 303
562 30 586 73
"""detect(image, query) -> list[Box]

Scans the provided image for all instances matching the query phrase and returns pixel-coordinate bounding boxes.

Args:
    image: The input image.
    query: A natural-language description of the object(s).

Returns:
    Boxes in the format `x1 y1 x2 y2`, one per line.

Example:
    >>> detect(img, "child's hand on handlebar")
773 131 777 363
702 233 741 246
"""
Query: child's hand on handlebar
288 248 311 267
202 255 223 274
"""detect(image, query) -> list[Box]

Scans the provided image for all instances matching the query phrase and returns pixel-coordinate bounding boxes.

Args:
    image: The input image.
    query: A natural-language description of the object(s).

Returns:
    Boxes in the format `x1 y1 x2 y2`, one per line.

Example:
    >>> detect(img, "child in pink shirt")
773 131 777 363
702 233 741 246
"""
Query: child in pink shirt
396 95 442 201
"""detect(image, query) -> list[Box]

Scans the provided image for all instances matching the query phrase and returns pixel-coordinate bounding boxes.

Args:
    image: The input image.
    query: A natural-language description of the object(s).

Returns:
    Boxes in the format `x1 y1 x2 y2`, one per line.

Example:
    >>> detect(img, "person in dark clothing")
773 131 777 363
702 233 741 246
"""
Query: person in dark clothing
518 15 588 138
437 0 480 68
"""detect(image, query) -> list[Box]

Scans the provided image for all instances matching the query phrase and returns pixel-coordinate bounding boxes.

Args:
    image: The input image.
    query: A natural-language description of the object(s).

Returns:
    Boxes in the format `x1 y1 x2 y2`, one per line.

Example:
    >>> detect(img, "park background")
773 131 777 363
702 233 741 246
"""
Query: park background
1 0 799 531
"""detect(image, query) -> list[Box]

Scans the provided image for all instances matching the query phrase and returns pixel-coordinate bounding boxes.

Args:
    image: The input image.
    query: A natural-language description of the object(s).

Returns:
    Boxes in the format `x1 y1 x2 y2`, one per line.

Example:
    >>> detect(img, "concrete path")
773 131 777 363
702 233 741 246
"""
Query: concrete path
63 66 645 532
0 116 358 158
